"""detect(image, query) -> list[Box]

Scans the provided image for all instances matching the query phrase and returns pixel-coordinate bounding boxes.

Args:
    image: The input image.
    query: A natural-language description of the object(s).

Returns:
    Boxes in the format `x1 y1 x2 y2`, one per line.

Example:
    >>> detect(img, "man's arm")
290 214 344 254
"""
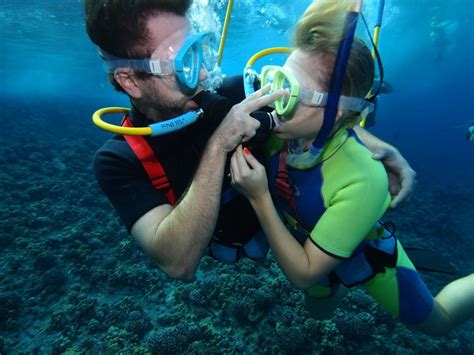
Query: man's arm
132 87 284 280
354 126 417 208
131 140 226 280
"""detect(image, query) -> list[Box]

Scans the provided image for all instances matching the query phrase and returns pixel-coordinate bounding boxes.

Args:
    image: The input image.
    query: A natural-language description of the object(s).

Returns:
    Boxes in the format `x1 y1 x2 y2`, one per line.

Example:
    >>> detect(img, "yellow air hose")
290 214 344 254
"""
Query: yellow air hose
360 0 384 127
245 47 292 68
217 0 234 66
92 107 153 136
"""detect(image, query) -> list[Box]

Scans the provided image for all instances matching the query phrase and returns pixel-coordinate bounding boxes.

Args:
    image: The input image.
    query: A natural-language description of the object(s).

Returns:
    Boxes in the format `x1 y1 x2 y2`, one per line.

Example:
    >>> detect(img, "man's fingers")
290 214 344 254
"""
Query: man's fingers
371 149 392 161
230 151 240 182
241 128 257 143
241 84 272 104
390 171 416 208
371 151 384 161
244 89 285 113
390 189 409 209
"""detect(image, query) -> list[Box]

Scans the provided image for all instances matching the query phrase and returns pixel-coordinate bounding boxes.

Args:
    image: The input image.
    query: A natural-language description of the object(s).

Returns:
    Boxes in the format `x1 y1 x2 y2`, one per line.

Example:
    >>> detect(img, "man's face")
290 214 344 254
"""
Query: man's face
135 14 205 120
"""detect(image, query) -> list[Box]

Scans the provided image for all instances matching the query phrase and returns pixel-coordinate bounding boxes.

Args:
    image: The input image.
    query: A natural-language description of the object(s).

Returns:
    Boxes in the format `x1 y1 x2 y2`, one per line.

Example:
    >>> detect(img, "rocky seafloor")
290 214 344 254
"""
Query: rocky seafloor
1 100 472 354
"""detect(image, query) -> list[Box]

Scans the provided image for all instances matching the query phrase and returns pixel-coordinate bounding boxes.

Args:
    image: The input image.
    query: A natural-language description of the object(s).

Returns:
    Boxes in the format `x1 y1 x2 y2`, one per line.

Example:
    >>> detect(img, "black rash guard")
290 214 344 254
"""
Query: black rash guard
93 76 261 245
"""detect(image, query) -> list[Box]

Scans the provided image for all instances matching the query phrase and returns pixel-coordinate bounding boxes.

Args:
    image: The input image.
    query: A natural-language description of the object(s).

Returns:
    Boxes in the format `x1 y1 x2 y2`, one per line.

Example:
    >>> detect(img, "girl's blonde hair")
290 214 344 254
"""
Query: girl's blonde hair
293 0 374 101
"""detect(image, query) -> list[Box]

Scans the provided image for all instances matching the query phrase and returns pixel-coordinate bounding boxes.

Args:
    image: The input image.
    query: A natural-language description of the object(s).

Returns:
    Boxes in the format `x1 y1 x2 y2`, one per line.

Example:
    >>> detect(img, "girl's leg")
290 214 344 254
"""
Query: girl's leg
305 284 349 320
364 242 434 326
365 242 474 335
415 273 474 336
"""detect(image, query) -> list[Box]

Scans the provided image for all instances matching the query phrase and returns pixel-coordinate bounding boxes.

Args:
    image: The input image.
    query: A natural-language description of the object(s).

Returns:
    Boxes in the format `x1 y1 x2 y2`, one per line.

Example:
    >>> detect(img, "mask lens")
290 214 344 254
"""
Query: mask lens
261 67 278 108
182 45 199 85
262 68 276 89
274 70 297 117
279 76 292 110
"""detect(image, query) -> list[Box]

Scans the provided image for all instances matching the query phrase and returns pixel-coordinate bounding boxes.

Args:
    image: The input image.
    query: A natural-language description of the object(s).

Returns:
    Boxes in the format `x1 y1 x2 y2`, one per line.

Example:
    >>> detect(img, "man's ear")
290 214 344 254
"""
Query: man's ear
114 68 142 99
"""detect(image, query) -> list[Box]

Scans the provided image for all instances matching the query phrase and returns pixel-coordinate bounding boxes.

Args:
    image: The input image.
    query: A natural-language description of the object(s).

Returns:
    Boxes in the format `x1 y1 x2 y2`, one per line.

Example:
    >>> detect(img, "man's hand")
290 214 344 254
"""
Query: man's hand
372 147 417 208
354 126 417 208
210 84 284 153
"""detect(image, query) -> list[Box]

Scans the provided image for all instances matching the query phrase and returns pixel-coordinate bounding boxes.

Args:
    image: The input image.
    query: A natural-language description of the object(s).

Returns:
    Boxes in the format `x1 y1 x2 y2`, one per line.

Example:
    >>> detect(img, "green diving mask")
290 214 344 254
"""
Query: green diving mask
260 65 375 120
100 32 219 92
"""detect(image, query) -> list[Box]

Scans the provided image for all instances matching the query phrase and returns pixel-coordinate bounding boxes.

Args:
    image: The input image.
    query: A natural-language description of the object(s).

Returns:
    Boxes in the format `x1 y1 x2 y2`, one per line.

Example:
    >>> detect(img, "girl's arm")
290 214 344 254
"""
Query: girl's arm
250 191 341 289
230 146 341 289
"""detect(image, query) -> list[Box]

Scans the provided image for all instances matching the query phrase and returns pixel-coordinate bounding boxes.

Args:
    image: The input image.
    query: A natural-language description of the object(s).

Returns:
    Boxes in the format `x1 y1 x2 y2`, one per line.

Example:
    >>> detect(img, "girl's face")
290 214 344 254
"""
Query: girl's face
273 50 341 141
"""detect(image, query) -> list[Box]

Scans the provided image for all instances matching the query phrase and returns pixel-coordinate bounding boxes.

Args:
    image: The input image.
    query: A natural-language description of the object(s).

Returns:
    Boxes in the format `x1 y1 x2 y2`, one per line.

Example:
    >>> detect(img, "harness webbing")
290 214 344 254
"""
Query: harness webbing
122 116 176 205
274 144 315 233
275 143 296 210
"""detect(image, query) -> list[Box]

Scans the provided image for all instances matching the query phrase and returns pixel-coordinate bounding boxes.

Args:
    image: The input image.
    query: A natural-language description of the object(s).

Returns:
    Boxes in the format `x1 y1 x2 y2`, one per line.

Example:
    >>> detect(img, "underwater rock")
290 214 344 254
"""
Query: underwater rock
0 291 21 329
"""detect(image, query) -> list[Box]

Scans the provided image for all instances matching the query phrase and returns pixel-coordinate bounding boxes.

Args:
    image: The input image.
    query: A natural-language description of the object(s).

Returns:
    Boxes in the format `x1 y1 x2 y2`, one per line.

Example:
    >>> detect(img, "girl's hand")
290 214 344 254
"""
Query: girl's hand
230 145 270 204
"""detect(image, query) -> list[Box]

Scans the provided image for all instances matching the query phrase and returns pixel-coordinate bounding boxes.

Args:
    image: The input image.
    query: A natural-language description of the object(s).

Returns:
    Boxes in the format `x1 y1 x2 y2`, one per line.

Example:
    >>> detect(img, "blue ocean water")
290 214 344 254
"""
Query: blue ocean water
1 0 473 353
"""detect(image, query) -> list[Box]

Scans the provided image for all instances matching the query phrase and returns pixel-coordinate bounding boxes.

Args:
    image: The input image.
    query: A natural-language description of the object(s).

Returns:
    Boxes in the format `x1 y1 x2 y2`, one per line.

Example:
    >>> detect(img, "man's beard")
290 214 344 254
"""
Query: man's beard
153 99 187 120
142 91 190 122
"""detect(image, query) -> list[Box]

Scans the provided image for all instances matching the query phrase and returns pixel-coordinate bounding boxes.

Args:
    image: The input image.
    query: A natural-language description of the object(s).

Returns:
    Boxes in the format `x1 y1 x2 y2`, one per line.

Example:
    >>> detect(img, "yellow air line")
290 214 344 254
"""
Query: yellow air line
217 0 234 66
360 25 381 127
92 107 152 136
371 26 381 59
246 47 292 67
360 0 384 128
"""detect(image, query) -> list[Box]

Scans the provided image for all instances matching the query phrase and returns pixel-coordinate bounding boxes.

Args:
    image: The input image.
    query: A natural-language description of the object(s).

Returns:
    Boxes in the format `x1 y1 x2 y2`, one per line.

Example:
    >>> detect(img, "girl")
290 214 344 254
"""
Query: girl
230 0 473 336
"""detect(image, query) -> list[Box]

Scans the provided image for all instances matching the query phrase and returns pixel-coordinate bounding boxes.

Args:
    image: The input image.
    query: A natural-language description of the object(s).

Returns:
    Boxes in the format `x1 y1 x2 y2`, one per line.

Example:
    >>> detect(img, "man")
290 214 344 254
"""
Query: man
84 0 416 280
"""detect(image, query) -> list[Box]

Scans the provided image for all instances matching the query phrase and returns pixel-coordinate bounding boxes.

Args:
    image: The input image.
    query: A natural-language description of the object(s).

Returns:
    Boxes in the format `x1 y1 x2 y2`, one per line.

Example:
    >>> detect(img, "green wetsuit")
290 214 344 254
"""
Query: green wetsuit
266 127 434 325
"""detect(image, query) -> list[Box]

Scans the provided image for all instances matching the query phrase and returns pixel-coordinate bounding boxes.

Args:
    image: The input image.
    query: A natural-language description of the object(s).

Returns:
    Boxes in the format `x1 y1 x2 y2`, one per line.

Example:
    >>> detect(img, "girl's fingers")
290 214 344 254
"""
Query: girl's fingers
242 147 262 170
234 145 251 176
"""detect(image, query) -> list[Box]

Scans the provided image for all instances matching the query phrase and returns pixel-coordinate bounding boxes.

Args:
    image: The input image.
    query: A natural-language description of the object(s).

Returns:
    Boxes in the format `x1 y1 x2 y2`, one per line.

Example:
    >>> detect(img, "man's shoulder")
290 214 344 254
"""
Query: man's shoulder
95 135 130 162
93 136 139 180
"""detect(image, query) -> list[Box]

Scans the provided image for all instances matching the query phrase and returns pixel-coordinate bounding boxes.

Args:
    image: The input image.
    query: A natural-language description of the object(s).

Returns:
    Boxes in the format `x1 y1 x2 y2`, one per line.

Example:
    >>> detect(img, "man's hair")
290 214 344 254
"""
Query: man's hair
84 0 192 91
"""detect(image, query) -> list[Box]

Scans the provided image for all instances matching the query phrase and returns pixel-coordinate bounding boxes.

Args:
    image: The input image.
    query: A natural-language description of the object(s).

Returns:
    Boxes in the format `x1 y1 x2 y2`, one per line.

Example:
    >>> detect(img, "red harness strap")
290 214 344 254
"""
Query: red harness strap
275 145 312 231
121 116 176 205
275 143 296 210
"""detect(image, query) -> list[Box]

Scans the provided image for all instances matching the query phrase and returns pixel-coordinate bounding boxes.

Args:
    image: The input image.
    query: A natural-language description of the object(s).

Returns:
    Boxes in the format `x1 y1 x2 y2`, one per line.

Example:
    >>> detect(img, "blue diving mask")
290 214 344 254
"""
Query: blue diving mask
100 32 219 92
